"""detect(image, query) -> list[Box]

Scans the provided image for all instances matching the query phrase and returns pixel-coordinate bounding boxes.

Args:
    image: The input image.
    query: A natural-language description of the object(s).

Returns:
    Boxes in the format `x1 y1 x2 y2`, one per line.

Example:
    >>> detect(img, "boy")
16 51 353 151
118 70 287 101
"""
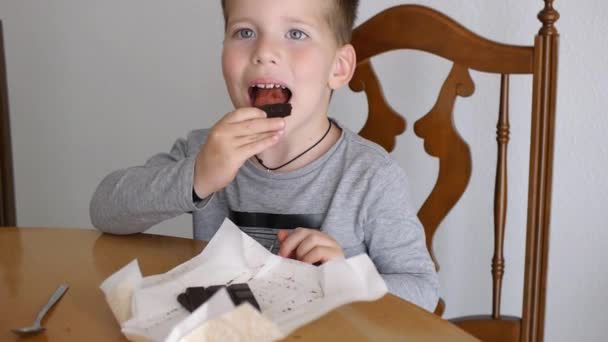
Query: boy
90 0 439 312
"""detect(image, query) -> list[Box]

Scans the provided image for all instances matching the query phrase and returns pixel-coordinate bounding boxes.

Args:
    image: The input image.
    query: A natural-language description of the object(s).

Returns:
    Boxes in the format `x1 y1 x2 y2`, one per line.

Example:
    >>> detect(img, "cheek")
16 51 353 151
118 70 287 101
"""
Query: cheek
221 57 232 80
221 49 246 106
221 48 243 81
291 49 333 84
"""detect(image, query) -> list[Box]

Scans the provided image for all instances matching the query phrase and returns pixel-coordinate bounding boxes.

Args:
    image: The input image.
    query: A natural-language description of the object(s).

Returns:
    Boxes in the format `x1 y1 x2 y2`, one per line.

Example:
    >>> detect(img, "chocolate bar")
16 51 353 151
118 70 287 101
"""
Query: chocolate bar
184 286 222 311
227 283 261 311
177 283 260 312
258 103 292 118
177 292 192 311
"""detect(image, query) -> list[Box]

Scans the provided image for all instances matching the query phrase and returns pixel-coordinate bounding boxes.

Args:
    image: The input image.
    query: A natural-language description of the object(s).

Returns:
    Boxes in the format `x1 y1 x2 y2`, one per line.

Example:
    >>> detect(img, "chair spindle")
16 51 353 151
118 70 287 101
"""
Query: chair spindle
492 74 510 319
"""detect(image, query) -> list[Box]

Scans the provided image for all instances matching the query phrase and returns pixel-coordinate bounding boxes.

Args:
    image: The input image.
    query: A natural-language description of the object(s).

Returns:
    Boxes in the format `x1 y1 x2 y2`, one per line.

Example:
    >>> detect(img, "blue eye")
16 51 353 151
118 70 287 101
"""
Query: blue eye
235 28 255 39
287 29 308 40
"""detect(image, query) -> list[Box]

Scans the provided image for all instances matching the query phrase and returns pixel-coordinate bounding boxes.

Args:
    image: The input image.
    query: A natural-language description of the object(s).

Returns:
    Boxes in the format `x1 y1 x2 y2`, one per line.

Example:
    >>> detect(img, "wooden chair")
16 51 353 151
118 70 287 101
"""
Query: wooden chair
0 20 17 227
349 2 558 342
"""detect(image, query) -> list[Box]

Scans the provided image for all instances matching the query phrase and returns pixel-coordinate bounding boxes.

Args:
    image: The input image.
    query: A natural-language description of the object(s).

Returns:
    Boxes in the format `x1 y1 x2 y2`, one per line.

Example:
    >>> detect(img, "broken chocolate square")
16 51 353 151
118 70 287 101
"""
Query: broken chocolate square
177 283 260 313
258 103 292 118
177 292 192 311
185 286 210 310
228 283 260 311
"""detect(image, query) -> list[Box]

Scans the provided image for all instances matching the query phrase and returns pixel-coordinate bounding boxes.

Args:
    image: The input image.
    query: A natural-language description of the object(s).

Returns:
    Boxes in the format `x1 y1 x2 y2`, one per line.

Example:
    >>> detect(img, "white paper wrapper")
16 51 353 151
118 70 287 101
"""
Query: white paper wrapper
100 260 143 324
100 218 388 341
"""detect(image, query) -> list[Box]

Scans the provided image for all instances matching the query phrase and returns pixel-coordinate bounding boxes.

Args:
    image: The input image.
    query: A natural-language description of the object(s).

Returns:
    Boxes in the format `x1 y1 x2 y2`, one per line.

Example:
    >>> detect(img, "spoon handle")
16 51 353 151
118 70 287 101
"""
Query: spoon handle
34 284 69 325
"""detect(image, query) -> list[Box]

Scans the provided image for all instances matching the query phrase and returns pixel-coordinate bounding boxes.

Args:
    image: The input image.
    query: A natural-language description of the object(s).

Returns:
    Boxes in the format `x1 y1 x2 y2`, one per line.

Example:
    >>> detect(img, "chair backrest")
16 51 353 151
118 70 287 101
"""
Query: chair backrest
349 2 559 342
0 20 17 227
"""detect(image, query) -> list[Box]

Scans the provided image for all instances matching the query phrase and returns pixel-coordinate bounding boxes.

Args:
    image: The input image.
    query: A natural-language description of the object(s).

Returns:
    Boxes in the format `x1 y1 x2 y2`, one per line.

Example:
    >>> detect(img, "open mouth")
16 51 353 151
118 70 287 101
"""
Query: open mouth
249 83 293 108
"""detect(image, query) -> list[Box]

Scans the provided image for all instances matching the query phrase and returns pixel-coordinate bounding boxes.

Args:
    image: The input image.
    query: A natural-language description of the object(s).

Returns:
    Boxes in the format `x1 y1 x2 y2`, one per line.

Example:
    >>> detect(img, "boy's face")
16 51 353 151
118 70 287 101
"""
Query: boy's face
222 0 348 127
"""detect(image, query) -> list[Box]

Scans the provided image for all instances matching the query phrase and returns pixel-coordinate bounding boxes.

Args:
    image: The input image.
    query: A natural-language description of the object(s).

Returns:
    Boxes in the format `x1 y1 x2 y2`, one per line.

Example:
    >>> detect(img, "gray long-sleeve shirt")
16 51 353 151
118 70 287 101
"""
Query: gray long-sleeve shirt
90 121 439 311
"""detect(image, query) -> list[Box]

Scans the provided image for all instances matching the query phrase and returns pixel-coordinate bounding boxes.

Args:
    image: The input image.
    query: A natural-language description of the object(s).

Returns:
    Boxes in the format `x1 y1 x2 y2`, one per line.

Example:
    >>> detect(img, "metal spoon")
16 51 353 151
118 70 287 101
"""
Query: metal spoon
12 283 69 336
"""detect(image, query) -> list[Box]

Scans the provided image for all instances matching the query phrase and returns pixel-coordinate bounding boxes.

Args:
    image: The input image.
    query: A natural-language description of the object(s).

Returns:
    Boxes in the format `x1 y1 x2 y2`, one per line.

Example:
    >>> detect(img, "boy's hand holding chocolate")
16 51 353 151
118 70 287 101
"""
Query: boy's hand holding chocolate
277 228 345 265
193 108 285 199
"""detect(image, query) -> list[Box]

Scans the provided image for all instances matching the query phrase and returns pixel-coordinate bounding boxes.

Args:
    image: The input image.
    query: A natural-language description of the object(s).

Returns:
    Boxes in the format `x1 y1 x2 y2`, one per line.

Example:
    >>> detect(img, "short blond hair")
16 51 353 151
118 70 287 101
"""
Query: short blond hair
220 0 359 45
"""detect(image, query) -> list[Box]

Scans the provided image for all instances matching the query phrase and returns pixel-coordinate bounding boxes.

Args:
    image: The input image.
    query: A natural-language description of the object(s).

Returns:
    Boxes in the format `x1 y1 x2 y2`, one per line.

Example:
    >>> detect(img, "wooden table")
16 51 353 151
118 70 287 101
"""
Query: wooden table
0 227 478 341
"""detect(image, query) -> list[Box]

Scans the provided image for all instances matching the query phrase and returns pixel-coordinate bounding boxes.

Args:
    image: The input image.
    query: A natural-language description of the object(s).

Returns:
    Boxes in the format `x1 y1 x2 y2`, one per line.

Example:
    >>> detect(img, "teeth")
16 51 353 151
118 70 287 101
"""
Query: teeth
253 83 285 89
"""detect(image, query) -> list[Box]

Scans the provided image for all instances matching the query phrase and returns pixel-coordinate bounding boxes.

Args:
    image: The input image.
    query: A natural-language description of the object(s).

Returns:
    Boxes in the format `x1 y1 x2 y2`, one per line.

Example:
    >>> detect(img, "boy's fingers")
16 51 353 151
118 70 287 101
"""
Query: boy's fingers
276 230 293 258
232 117 286 138
277 230 290 243
236 130 284 147
223 107 267 123
295 233 334 260
300 246 334 265
277 228 311 258
238 133 281 159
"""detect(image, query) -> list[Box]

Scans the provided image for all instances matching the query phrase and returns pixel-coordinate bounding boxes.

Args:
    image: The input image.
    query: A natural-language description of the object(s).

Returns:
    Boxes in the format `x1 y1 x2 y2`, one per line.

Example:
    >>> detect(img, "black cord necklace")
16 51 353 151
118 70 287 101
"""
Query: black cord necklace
255 118 333 172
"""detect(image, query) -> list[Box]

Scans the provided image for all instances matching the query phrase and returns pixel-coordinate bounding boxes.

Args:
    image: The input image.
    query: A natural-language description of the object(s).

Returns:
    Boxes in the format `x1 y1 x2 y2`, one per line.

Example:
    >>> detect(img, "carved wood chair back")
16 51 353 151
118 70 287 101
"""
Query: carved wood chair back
350 3 559 342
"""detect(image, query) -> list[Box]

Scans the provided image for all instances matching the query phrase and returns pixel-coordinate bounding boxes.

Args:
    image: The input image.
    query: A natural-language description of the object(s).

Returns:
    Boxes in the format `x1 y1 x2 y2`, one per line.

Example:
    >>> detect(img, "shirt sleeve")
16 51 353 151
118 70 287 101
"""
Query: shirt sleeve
89 130 212 234
362 161 440 312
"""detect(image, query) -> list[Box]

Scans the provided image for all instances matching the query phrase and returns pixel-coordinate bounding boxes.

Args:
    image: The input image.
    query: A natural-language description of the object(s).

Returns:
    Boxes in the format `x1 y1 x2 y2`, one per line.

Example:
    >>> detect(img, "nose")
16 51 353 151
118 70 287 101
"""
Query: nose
252 36 280 65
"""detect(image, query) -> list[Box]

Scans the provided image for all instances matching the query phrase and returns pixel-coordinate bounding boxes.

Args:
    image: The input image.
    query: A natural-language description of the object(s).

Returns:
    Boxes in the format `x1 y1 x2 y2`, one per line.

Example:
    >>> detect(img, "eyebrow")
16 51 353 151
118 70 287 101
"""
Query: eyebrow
279 16 317 28
226 17 251 27
227 15 318 30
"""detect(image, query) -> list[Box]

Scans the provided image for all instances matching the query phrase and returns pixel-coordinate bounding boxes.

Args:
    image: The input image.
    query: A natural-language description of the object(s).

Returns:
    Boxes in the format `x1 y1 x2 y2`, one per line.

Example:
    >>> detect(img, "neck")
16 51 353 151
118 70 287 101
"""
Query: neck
253 116 340 173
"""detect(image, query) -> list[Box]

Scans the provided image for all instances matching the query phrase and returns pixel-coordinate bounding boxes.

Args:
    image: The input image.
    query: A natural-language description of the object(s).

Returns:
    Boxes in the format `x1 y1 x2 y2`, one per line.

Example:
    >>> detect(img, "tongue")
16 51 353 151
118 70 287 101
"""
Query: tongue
253 88 290 107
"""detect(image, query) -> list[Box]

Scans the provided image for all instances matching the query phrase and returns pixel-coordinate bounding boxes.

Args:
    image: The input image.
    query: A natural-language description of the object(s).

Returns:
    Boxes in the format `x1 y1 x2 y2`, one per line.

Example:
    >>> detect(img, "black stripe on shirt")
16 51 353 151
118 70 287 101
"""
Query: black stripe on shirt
229 210 323 230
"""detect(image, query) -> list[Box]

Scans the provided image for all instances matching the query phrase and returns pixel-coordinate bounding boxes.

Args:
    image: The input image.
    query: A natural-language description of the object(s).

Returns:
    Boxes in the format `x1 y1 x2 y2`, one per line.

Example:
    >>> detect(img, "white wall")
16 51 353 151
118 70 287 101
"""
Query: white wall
1 1 606 341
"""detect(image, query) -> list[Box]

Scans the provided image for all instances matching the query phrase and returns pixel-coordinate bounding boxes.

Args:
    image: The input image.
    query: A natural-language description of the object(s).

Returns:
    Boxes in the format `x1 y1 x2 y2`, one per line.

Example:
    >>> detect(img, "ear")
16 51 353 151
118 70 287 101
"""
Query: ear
328 44 357 90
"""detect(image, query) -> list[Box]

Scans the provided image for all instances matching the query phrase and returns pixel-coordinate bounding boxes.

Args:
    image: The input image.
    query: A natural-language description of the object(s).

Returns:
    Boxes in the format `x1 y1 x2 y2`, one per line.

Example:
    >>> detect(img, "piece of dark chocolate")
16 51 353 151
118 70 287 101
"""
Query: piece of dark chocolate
228 283 260 311
204 285 226 298
185 286 210 310
177 283 260 313
185 286 207 298
177 292 193 312
186 285 224 310
258 103 292 118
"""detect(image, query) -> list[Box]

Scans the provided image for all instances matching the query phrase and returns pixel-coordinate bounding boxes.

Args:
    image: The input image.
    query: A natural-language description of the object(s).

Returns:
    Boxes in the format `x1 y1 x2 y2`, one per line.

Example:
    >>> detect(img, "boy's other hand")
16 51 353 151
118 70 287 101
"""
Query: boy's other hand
277 228 344 265
194 108 285 198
